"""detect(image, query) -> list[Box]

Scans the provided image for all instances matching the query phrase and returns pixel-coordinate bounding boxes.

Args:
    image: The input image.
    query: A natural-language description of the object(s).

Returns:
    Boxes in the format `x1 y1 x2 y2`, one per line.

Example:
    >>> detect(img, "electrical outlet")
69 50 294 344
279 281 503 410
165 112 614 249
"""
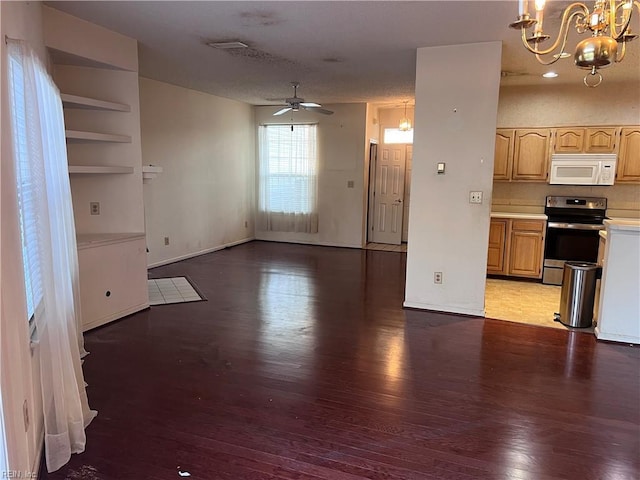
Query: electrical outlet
90 202 100 215
347 180 355 188
469 191 483 204
164 236 170 246
434 272 443 284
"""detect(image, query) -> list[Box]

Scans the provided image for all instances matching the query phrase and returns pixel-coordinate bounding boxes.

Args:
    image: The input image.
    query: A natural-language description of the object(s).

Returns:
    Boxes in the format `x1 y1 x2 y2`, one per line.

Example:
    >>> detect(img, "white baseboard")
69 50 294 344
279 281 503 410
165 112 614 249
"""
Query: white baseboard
147 237 254 269
594 326 640 344
403 300 485 317
254 237 361 249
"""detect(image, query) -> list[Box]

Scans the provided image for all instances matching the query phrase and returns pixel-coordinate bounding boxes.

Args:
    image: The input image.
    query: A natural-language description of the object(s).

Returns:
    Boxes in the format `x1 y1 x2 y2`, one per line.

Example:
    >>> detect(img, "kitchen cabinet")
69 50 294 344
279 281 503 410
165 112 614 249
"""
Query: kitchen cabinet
616 127 640 183
585 127 617 152
512 129 551 181
494 129 550 182
553 127 617 153
508 220 545 278
487 217 546 279
494 129 514 180
487 219 508 275
77 234 149 331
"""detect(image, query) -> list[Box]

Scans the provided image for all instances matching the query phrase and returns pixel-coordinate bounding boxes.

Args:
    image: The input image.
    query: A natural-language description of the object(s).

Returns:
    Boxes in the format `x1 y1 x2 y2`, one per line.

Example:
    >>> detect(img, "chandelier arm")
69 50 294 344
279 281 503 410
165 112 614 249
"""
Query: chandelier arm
610 0 635 40
520 4 589 56
615 36 628 61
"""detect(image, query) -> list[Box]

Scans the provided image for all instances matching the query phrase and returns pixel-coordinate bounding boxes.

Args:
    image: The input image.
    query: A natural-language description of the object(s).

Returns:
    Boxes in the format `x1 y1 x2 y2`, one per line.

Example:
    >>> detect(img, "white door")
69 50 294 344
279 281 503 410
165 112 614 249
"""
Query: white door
402 145 412 242
372 145 406 245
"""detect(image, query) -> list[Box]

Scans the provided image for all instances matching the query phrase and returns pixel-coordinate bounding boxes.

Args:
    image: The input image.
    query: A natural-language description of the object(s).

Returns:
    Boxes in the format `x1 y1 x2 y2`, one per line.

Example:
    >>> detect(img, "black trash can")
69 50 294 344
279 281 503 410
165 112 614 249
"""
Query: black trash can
557 262 600 328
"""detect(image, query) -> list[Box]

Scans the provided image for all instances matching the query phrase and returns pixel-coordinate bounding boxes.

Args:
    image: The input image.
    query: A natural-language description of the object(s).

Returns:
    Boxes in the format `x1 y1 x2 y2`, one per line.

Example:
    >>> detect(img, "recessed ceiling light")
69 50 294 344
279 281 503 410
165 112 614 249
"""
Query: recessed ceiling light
207 41 249 49
543 71 559 78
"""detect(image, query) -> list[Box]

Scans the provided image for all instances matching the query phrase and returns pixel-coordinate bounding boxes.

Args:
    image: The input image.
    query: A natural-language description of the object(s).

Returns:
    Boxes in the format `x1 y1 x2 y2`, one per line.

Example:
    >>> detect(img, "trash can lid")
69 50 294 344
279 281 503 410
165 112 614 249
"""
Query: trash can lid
565 261 599 270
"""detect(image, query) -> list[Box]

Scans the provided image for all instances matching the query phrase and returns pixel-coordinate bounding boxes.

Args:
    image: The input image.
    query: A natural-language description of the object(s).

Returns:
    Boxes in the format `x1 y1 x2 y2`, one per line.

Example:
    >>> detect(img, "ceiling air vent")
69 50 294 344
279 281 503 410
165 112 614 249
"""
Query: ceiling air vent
207 41 249 50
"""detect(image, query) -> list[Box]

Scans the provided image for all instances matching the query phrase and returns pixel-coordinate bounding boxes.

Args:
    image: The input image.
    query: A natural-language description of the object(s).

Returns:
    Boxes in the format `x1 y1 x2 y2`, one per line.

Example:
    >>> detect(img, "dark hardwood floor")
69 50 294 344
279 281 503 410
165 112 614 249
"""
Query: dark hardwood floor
41 241 639 480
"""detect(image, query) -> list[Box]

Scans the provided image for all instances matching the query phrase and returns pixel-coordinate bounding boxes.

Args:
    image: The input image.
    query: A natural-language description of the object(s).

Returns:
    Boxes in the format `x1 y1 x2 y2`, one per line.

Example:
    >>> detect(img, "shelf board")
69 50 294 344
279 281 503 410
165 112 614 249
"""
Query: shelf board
68 165 134 174
61 93 131 112
65 130 131 143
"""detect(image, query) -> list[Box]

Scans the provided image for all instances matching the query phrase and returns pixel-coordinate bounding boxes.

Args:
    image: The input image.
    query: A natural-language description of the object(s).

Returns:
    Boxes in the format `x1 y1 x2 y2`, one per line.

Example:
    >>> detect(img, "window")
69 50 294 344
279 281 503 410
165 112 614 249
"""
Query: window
383 128 413 144
258 125 319 233
8 50 43 326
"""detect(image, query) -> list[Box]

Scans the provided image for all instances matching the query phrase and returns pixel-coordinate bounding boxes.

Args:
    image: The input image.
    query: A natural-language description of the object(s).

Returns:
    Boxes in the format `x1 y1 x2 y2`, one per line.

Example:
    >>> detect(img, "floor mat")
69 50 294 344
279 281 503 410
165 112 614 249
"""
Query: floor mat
148 276 205 305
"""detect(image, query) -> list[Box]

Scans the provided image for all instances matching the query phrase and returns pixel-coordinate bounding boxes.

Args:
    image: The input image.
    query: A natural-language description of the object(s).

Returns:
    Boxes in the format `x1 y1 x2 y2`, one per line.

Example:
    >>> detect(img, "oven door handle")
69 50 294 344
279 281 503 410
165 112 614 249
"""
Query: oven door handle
547 222 605 231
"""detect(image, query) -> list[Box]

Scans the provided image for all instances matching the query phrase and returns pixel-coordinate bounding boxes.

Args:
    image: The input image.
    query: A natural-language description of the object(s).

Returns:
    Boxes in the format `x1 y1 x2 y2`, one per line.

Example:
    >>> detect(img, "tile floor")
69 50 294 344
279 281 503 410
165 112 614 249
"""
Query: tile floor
485 277 596 332
148 277 203 305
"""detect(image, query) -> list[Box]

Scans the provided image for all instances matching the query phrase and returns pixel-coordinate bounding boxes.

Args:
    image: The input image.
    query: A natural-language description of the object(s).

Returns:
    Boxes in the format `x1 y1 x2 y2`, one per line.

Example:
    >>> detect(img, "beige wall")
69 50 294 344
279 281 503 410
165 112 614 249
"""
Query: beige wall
140 77 256 267
497 81 640 128
494 81 640 218
254 103 368 248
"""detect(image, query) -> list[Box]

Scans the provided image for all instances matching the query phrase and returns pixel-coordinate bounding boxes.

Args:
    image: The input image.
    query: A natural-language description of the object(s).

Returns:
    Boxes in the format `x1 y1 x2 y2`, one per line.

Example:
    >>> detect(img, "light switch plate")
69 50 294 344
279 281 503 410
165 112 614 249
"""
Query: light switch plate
437 162 446 174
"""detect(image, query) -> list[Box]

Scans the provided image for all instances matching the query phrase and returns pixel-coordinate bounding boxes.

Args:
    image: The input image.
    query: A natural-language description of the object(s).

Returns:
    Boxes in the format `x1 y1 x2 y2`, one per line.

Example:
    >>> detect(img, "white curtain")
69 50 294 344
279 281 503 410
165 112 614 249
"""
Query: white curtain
7 39 96 473
258 124 319 233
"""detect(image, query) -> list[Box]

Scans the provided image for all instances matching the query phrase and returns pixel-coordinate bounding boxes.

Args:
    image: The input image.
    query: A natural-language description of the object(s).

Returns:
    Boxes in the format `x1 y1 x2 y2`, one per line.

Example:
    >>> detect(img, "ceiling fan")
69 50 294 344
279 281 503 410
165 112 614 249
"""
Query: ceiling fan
273 82 333 116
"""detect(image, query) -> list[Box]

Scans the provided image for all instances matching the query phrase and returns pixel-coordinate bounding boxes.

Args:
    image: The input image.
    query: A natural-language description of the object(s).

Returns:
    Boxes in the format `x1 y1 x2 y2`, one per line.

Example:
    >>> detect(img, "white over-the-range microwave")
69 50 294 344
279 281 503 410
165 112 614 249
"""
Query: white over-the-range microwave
549 153 617 186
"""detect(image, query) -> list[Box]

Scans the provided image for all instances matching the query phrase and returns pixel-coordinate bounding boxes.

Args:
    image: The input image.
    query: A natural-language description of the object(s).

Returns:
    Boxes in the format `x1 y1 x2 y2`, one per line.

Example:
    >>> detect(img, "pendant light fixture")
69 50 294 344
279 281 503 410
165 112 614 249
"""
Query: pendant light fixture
399 101 412 131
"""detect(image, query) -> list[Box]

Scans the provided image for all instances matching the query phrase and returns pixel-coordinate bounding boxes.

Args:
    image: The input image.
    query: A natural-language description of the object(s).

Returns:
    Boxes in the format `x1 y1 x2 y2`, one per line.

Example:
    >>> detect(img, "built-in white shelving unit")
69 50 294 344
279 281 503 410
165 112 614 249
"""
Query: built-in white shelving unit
44 4 148 332
65 129 132 143
68 165 134 175
61 93 131 112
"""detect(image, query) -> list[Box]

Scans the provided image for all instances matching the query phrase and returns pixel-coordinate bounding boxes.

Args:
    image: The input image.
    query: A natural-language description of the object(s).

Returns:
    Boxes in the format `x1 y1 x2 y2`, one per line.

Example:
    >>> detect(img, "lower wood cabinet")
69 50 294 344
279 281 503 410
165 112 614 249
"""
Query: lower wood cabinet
487 218 546 279
77 233 149 331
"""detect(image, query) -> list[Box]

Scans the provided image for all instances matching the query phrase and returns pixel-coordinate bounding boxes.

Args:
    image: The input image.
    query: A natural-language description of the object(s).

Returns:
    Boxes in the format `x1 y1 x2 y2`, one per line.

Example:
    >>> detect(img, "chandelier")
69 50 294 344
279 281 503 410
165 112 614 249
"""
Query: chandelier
509 0 638 87
399 101 412 131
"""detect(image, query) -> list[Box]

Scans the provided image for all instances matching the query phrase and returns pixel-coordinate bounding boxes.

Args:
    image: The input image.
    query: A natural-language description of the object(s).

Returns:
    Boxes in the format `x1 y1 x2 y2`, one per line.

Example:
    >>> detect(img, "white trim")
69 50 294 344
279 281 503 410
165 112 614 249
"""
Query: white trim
82 302 150 332
147 237 254 269
402 301 485 317
253 236 362 249
0 400 8 480
594 326 640 345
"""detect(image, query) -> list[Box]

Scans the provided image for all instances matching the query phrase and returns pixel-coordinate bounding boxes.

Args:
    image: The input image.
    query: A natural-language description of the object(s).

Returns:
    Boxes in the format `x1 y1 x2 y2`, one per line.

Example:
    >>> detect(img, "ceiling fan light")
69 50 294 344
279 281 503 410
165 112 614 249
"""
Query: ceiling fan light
542 71 558 78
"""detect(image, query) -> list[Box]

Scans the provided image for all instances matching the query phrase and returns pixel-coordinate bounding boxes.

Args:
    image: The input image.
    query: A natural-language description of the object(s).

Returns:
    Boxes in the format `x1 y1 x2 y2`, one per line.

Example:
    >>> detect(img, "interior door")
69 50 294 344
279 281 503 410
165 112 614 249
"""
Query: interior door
372 145 405 245
402 145 412 242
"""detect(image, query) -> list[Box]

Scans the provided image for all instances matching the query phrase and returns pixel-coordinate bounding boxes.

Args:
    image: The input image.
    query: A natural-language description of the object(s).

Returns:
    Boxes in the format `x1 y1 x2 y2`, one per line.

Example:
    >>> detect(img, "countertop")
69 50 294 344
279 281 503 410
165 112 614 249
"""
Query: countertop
490 212 548 220
603 218 640 233
77 232 146 249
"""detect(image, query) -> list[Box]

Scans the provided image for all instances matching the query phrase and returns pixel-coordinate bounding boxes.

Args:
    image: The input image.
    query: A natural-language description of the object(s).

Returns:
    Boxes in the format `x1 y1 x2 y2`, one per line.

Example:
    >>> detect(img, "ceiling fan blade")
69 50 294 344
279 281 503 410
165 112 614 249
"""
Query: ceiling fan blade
303 106 333 115
273 107 292 116
300 102 321 107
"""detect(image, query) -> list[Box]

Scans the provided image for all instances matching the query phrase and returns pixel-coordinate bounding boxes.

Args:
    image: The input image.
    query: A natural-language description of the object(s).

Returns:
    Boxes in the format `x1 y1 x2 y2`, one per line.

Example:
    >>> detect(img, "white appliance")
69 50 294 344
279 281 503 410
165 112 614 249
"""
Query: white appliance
549 154 617 185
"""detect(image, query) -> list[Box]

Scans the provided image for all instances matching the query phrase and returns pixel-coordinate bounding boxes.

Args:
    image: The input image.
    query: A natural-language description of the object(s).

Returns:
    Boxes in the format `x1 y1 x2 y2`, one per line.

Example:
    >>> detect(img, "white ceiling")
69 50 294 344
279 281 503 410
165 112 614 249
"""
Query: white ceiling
47 1 640 106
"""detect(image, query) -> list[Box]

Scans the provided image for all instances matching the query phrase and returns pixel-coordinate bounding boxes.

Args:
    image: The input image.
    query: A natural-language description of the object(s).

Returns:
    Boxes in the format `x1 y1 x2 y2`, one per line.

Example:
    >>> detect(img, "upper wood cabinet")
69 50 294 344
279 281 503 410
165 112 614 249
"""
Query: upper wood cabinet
494 129 514 180
617 127 640 183
553 127 617 154
512 129 551 181
555 128 584 153
585 127 617 152
494 129 550 182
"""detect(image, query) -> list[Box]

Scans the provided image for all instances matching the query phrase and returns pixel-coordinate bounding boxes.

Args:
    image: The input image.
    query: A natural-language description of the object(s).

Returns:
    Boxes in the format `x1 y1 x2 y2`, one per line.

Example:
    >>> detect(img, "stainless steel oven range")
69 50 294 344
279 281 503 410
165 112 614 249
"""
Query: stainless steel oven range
542 196 607 286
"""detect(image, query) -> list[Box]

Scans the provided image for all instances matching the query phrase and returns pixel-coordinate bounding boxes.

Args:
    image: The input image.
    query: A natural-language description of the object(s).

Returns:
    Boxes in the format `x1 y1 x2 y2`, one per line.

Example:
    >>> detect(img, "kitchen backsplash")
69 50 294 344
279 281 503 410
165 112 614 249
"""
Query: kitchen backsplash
492 183 640 218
